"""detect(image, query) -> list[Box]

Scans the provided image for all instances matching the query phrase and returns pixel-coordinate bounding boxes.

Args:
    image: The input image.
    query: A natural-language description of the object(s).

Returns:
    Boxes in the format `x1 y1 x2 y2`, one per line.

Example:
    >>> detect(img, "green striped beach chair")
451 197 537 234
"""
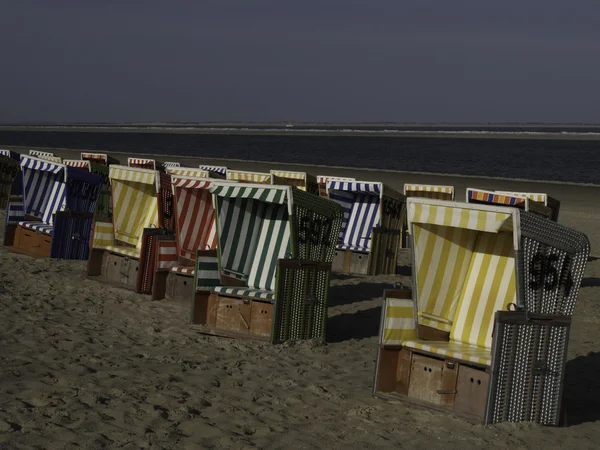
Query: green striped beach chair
191 182 343 343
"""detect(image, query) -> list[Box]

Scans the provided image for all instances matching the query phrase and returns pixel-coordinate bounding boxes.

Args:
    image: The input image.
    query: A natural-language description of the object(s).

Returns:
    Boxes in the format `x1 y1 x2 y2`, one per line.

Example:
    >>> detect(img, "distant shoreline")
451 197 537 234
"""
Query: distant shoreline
3 125 600 140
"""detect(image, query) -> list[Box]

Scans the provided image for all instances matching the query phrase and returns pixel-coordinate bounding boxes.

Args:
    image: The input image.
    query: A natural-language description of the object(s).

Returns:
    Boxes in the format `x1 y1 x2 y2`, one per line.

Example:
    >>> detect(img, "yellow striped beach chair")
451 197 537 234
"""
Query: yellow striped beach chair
87 165 160 289
374 198 590 425
226 169 272 184
166 167 210 178
270 170 319 195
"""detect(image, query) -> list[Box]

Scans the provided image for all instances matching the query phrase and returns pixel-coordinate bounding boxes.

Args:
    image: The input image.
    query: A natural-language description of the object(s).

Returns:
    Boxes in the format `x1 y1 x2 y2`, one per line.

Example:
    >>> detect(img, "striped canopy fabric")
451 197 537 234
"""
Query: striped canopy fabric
81 152 117 166
408 198 517 334
326 181 383 252
316 175 355 198
63 159 92 170
199 165 227 177
212 183 293 291
29 150 55 159
226 170 271 184
270 170 310 191
172 176 217 261
166 167 209 178
20 155 67 225
0 149 20 159
127 157 156 170
109 165 160 247
495 190 547 205
163 161 181 168
404 184 455 200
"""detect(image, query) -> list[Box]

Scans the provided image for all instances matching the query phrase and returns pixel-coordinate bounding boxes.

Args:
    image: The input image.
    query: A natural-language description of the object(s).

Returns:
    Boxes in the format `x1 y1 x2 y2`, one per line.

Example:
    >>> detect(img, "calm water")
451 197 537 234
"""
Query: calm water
1 129 599 184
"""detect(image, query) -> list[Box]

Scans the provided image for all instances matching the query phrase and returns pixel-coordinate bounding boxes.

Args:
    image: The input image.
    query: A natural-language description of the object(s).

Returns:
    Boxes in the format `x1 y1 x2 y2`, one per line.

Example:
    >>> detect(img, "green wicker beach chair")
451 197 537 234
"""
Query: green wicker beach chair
191 182 343 343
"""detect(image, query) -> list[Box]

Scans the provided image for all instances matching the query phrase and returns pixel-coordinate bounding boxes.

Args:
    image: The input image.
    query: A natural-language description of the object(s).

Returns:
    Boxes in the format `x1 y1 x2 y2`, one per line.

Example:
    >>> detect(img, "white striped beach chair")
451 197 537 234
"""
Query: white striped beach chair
226 169 272 184
0 150 21 210
163 161 182 169
495 190 561 221
63 159 92 171
87 165 161 289
374 198 590 425
466 188 553 218
127 157 158 170
316 175 355 199
81 152 120 166
6 155 103 259
327 180 405 275
150 176 238 301
270 170 319 195
191 182 344 342
199 165 227 179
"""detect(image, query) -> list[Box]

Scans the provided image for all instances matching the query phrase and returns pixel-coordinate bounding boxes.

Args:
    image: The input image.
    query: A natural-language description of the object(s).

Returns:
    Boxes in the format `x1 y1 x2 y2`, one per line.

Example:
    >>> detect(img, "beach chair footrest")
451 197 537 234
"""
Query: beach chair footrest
99 251 140 289
332 249 370 275
164 270 195 303
11 224 52 258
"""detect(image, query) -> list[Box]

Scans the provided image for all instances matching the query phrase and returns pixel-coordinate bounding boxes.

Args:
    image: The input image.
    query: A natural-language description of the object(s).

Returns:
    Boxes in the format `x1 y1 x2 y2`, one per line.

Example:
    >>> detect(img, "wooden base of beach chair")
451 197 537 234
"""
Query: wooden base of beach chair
10 224 52 258
87 250 140 290
332 249 370 275
374 347 490 422
163 272 195 303
191 292 274 341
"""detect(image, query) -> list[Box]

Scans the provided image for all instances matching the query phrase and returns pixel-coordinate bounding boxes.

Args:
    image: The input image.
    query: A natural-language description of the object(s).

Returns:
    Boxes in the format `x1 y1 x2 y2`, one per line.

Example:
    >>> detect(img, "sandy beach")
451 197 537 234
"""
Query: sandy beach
1 148 599 449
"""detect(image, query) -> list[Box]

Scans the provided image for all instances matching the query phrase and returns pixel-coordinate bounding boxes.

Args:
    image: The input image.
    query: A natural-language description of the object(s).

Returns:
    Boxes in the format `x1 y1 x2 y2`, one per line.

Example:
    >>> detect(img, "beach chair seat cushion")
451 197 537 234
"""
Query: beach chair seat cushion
104 245 141 258
170 266 195 276
18 221 54 235
212 286 275 301
401 339 491 366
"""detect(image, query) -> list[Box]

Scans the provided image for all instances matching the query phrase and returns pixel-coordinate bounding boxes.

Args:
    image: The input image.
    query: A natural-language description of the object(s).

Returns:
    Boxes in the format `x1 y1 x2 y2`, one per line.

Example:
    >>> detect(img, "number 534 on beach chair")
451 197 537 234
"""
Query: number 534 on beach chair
190 183 343 343
373 198 589 425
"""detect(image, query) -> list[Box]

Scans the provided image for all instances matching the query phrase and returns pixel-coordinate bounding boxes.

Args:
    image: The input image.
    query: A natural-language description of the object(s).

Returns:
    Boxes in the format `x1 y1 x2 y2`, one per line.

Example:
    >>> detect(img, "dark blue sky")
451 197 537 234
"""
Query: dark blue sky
1 1 599 123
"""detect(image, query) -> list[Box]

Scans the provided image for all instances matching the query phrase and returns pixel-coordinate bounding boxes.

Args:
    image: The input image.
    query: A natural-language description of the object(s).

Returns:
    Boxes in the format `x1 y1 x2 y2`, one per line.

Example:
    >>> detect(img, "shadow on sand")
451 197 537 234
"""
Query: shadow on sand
581 277 600 288
328 282 395 308
326 306 382 343
563 352 600 426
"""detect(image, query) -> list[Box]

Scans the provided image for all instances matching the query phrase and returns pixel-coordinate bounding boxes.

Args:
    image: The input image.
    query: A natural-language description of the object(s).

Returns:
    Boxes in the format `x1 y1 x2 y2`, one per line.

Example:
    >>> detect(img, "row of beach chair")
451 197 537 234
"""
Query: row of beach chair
0 148 588 427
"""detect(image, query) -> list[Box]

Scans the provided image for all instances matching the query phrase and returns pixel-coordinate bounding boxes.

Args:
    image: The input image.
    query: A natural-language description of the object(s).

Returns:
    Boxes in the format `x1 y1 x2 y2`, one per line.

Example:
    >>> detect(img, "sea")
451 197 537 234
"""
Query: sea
1 124 599 184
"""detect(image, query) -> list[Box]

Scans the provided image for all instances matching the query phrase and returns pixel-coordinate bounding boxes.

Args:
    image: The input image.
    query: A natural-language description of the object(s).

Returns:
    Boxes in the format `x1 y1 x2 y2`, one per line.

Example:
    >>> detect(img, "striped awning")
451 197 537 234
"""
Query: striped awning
408 199 513 233
109 165 160 191
210 183 292 213
81 152 108 164
29 150 54 158
226 170 272 183
20 155 66 179
167 167 209 177
496 191 547 204
317 175 355 183
0 149 19 159
172 177 212 189
163 161 181 168
127 157 156 169
404 184 454 195
63 159 92 170
467 188 524 206
327 181 382 195
271 170 306 180
200 165 227 176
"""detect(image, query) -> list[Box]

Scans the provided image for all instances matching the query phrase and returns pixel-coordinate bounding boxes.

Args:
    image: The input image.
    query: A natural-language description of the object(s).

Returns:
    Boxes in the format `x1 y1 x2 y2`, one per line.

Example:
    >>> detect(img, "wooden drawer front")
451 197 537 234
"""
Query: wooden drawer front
215 297 252 333
332 250 345 272
407 354 458 408
454 365 490 420
165 272 195 303
350 251 369 275
250 302 273 337
14 225 52 257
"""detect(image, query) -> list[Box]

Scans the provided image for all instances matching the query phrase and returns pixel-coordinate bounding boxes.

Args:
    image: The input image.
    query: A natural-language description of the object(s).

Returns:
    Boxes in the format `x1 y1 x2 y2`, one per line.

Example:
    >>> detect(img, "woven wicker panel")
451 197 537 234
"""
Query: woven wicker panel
368 227 400 275
159 172 175 231
292 188 343 263
0 157 20 210
90 163 112 221
488 311 570 426
51 213 95 260
518 211 590 316
272 260 331 342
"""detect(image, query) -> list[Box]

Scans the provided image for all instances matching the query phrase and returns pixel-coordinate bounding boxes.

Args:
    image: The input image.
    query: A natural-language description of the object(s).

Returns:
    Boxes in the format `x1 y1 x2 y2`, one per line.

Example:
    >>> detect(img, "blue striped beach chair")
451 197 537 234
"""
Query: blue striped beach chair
327 180 405 275
374 198 590 425
316 175 355 199
6 155 103 259
199 165 227 179
80 153 119 221
191 182 343 342
0 149 22 210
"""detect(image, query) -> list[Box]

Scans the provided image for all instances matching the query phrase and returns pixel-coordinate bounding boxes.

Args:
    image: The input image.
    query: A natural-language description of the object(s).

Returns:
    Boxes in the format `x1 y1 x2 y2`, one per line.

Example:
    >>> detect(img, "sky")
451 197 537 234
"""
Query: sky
1 1 599 123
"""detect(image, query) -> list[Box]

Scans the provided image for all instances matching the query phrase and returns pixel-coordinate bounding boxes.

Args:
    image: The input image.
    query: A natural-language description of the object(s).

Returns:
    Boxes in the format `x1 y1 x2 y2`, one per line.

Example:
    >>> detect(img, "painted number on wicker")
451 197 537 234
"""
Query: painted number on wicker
298 217 333 246
529 252 574 297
